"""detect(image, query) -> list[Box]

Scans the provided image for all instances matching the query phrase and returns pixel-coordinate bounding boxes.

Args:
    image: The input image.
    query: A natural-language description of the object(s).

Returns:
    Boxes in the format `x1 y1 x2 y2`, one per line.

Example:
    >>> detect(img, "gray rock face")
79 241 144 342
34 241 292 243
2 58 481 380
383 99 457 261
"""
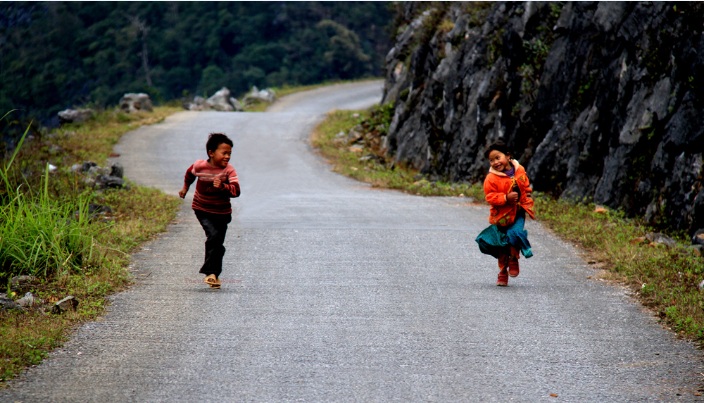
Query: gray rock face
379 2 704 235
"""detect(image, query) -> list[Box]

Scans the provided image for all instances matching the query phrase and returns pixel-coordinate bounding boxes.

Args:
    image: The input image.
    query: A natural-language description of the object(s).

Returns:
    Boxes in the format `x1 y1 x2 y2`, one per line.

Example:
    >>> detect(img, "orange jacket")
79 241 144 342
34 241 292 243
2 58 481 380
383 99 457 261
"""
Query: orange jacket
483 160 535 226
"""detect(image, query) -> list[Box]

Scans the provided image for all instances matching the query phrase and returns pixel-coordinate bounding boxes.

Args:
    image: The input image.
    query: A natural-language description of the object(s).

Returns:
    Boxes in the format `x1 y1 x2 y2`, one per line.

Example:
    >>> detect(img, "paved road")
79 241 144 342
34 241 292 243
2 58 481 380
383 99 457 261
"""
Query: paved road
2 81 703 402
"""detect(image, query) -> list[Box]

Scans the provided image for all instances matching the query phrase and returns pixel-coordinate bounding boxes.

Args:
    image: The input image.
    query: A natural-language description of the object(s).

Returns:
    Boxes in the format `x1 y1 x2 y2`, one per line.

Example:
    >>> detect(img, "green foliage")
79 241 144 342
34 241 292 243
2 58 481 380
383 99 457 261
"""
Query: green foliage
0 2 393 127
199 65 227 96
487 29 505 64
0 118 98 281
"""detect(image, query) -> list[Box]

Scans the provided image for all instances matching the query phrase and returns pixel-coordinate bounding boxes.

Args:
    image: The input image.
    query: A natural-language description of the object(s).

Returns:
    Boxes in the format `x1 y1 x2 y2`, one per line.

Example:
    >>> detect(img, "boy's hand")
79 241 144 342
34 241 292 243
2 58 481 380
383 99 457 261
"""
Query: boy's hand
506 192 519 204
213 177 221 188
179 187 188 199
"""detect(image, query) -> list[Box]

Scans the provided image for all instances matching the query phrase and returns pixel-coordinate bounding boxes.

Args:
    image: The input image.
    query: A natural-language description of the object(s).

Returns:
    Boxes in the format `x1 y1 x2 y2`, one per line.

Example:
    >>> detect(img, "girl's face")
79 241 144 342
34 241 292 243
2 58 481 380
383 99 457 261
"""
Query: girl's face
208 143 232 168
488 150 511 172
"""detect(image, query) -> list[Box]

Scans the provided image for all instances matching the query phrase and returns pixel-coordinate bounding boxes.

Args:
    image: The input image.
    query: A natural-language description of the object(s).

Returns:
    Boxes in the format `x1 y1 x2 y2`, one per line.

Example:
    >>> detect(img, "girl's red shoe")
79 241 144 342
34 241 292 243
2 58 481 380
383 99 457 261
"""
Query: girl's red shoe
497 268 508 286
508 257 519 277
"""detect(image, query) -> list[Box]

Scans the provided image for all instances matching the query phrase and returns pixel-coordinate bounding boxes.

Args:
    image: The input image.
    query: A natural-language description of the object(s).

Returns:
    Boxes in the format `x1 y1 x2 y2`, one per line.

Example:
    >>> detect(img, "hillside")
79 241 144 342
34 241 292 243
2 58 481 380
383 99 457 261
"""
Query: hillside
379 2 703 236
0 2 392 127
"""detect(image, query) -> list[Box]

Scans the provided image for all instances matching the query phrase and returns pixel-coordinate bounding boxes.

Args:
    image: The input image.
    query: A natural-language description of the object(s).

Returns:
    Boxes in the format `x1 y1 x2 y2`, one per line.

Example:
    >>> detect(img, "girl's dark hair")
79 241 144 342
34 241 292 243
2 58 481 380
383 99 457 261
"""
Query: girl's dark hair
484 140 511 159
206 132 233 153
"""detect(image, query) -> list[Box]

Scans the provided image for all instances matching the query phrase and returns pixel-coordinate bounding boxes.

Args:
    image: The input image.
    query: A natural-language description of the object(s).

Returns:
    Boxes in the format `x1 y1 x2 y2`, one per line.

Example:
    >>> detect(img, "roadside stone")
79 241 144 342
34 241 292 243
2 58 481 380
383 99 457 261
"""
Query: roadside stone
16 292 38 308
72 161 127 189
10 275 37 291
692 229 704 246
630 236 647 245
110 163 124 178
243 86 276 105
58 108 94 124
0 294 25 312
119 93 153 113
645 232 677 248
230 97 244 112
183 88 244 111
52 296 79 314
206 87 235 111
95 174 125 189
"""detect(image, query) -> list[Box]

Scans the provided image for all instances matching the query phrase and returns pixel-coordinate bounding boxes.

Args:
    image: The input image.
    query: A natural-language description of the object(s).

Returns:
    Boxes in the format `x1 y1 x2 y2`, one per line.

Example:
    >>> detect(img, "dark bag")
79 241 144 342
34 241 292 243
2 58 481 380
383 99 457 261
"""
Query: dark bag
475 224 509 258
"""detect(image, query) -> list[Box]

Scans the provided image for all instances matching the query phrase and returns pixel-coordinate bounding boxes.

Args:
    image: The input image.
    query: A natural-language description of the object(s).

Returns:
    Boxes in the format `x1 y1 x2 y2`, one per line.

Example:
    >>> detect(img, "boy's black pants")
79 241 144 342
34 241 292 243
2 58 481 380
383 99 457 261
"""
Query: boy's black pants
194 210 232 278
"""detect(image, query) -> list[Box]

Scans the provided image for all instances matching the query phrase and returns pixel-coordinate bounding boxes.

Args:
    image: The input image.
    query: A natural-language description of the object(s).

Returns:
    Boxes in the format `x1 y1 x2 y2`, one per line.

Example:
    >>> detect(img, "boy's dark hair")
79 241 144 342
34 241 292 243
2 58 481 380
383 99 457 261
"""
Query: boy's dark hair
484 140 511 159
206 133 233 154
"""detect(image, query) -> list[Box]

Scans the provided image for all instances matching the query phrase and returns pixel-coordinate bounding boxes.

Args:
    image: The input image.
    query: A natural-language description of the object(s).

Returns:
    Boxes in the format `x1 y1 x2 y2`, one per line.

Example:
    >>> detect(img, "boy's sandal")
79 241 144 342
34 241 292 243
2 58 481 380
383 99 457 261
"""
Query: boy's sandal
204 274 221 288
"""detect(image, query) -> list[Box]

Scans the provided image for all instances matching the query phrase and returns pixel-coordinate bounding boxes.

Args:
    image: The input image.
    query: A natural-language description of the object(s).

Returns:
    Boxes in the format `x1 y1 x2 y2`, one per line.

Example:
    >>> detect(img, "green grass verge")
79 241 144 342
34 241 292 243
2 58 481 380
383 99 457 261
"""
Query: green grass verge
1 105 182 384
312 107 704 344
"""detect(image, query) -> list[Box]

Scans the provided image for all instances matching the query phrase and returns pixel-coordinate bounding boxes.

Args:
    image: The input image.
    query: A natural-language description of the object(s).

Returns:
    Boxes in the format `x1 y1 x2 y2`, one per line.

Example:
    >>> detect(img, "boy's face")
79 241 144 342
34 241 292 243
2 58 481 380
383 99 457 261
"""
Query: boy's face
488 150 511 172
208 143 232 168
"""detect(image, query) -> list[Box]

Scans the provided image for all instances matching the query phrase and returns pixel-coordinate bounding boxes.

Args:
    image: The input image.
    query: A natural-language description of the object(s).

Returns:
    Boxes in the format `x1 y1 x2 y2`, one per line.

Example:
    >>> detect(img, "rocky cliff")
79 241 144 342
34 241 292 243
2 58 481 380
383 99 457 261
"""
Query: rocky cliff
380 2 704 235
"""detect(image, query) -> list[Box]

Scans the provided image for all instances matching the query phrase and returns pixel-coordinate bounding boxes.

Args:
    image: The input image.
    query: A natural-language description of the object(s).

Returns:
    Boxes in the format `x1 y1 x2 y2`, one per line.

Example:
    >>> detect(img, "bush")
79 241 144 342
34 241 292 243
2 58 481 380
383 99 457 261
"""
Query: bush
0 117 99 281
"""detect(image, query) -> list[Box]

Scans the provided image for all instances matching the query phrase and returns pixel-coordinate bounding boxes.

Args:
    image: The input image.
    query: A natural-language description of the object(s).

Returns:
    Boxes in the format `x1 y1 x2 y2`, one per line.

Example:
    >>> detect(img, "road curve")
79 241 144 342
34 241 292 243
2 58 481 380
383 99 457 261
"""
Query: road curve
2 81 702 402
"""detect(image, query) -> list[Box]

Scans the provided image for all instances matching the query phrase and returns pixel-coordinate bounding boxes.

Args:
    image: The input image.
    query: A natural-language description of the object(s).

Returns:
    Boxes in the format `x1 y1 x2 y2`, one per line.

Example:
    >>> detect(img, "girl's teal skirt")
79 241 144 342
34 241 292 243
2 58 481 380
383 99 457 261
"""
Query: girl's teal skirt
475 210 533 258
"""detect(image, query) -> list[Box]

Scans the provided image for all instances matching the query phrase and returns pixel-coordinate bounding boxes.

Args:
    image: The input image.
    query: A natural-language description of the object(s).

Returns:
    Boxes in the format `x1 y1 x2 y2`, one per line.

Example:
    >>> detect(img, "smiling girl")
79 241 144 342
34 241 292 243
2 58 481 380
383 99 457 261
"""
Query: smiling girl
479 140 535 286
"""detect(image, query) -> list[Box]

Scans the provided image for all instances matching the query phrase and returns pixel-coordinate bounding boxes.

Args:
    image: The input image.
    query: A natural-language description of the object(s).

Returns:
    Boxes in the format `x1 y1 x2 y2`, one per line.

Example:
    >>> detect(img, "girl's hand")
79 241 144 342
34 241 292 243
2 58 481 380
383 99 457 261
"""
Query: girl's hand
506 192 519 204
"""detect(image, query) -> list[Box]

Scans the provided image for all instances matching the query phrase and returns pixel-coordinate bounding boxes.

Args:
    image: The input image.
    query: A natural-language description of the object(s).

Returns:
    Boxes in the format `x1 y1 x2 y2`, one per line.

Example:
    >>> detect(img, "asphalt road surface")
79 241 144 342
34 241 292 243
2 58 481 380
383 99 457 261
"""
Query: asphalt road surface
2 81 703 402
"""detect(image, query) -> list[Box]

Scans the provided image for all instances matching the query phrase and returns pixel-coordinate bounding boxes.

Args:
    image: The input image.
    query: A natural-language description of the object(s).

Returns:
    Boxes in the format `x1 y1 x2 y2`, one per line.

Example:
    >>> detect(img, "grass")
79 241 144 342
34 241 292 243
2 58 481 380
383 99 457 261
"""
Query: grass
311 108 485 199
312 107 704 344
0 105 182 384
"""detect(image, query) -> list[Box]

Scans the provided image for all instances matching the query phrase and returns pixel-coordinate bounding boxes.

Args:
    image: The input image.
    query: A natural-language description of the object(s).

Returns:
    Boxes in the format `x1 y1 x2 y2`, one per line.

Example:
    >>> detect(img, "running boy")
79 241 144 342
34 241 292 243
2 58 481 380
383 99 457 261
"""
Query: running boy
479 140 534 286
179 133 241 289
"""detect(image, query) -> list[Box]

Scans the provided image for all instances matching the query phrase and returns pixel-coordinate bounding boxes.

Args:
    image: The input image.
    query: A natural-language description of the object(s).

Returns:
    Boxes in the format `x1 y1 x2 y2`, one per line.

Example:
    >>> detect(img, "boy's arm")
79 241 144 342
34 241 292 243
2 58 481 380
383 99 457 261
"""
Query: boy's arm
179 164 196 198
219 167 241 198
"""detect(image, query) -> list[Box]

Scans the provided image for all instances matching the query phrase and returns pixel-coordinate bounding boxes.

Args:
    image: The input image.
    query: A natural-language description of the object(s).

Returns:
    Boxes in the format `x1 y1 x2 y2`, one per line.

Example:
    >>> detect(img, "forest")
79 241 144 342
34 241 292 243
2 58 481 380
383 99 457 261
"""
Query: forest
0 2 394 130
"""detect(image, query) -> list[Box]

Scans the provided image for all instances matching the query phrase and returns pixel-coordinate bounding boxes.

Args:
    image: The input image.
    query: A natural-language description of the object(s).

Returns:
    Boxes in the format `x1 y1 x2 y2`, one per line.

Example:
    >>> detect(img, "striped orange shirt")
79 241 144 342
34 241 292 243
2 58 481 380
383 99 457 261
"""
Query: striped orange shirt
183 159 240 214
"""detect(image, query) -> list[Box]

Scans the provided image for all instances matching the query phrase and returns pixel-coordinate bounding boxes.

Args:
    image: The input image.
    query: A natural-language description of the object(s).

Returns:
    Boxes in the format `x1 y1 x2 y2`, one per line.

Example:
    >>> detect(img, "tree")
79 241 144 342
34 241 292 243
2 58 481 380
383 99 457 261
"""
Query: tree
199 65 226 96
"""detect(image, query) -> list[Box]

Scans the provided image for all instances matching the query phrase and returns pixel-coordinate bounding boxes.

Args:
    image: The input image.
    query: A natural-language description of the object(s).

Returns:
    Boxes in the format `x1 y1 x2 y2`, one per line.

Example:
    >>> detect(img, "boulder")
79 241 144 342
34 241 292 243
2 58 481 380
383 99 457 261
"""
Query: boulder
243 86 276 105
206 87 235 111
0 294 24 312
58 108 94 124
183 88 244 111
16 292 38 308
71 161 127 189
119 93 153 113
183 96 207 111
693 229 704 246
10 275 37 291
645 232 677 248
230 97 244 112
52 296 78 314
